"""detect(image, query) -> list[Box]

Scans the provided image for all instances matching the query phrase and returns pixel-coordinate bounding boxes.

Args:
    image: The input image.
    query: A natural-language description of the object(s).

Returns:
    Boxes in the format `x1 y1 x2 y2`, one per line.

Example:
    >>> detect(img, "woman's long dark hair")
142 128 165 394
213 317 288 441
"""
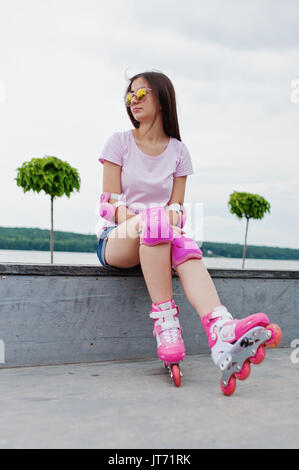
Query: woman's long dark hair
124 71 181 141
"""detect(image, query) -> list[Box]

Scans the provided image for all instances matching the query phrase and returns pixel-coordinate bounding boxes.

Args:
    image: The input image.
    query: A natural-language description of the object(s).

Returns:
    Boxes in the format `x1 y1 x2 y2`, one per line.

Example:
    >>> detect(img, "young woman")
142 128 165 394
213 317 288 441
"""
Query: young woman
97 71 282 394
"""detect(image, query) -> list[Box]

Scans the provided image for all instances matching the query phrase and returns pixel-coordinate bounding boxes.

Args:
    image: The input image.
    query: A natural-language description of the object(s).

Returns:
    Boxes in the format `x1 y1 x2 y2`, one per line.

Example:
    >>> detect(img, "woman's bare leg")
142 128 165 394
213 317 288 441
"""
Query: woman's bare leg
139 242 173 304
104 215 141 268
176 258 221 318
105 214 173 305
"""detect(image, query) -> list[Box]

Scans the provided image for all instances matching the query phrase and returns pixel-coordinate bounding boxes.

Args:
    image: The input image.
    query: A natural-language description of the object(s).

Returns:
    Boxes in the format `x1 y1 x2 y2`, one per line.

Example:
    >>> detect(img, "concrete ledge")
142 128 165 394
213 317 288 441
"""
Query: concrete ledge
0 263 298 368
1 262 299 278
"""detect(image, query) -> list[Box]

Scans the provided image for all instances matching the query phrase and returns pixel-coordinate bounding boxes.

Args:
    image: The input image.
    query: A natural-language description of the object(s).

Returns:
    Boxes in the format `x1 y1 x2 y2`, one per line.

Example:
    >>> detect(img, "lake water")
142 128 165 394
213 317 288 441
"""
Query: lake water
0 249 298 270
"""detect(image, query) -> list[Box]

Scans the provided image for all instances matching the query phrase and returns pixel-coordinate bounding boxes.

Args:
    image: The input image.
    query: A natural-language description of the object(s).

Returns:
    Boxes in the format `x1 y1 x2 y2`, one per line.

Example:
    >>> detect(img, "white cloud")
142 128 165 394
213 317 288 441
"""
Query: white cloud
129 0 299 50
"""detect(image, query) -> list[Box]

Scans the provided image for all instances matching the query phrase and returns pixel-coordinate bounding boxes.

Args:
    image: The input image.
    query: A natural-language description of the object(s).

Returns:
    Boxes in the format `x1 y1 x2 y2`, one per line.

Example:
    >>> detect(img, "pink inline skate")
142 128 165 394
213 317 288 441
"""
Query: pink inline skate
201 305 282 396
138 205 201 387
149 298 186 387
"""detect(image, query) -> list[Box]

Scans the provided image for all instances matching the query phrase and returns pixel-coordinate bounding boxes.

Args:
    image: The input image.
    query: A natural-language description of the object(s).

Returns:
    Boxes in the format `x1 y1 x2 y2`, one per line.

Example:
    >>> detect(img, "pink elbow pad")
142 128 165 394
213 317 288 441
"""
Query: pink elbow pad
99 191 126 221
99 192 115 221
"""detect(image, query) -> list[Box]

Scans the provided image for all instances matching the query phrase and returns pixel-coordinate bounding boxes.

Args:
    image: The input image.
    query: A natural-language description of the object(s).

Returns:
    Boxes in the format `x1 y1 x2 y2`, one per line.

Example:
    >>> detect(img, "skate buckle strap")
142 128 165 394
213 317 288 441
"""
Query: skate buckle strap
209 306 233 322
149 307 178 320
149 308 180 332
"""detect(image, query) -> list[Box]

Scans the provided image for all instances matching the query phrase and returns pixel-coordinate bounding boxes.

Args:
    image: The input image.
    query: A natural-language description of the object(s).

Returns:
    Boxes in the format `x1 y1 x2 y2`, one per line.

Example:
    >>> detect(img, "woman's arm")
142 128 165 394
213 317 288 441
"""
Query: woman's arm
166 176 188 227
103 161 135 224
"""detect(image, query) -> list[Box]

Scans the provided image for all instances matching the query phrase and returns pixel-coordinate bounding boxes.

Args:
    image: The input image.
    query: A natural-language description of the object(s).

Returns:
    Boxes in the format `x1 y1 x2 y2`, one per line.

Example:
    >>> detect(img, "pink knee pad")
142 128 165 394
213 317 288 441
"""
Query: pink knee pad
139 206 174 246
171 235 203 269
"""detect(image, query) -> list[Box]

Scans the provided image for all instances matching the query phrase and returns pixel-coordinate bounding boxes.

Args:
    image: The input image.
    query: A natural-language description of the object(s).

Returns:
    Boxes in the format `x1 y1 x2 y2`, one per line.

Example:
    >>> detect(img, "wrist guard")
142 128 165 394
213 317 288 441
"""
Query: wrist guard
165 203 186 229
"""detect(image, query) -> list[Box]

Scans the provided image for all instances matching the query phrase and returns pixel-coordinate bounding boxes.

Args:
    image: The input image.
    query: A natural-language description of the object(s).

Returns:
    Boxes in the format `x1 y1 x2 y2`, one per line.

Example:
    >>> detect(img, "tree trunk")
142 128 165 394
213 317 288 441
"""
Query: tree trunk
242 217 249 269
50 195 54 264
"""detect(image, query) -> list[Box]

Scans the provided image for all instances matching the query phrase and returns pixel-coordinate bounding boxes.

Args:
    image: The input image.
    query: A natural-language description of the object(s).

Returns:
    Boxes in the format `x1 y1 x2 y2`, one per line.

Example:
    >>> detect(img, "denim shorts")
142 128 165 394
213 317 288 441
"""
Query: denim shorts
96 223 178 271
96 226 118 266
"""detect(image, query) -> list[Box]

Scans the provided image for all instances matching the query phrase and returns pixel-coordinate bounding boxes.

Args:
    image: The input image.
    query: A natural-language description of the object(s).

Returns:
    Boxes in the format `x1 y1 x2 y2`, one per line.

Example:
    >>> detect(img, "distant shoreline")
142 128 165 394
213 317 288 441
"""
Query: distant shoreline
1 226 299 260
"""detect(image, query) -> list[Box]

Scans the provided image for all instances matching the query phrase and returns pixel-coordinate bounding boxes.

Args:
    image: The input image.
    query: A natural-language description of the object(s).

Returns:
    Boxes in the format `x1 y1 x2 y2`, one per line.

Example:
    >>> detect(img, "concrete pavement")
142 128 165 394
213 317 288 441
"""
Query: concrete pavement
0 348 298 449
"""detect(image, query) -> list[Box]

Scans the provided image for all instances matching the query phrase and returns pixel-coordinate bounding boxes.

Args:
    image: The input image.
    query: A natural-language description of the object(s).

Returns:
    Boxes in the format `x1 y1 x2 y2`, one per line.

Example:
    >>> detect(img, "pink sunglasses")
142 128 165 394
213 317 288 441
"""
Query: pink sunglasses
125 87 152 107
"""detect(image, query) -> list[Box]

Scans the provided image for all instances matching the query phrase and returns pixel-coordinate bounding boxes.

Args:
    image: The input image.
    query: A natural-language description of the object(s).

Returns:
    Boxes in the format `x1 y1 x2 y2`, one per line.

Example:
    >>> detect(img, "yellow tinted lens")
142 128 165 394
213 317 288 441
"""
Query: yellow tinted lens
126 92 132 106
136 88 146 100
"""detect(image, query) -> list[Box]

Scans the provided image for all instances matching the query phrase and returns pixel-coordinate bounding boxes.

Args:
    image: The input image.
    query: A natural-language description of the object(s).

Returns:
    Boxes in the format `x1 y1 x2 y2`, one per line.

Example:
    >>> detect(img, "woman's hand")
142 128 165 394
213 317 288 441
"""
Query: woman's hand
166 208 185 237
171 224 185 238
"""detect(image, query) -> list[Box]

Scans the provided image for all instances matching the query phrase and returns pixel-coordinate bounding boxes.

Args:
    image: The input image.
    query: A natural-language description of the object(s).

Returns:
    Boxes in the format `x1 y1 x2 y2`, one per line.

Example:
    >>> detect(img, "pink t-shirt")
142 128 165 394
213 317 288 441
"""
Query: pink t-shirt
96 129 194 239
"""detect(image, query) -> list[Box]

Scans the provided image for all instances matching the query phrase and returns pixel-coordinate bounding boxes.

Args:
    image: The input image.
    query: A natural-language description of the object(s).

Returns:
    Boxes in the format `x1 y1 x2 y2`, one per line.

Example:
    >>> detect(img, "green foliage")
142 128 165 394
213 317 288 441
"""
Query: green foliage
15 156 80 197
228 191 270 220
1 227 299 260
200 241 299 260
0 227 97 252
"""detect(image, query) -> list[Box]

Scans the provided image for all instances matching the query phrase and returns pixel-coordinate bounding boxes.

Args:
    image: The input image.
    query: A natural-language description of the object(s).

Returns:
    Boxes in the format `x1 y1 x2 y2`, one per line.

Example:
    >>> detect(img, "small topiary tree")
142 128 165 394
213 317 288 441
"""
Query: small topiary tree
15 156 81 263
228 191 271 269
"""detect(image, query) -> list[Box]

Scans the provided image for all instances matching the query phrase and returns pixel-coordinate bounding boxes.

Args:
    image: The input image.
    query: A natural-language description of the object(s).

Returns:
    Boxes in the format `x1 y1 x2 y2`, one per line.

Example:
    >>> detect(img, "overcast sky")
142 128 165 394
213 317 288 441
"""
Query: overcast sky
0 0 299 249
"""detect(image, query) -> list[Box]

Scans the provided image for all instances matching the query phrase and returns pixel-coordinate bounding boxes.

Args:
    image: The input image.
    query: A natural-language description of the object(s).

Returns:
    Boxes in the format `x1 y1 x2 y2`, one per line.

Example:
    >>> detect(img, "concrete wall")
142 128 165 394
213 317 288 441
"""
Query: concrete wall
0 263 298 367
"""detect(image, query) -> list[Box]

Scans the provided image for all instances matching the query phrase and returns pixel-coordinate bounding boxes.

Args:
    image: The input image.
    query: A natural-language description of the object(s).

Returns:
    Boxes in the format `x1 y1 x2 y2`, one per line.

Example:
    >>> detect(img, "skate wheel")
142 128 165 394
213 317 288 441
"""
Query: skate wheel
235 360 251 381
265 324 282 348
250 344 266 365
171 364 181 387
220 375 236 396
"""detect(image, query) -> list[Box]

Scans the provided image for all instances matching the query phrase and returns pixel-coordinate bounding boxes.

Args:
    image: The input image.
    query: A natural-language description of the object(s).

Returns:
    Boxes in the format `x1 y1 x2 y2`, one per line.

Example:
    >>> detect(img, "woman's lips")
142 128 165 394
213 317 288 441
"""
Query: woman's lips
133 108 142 112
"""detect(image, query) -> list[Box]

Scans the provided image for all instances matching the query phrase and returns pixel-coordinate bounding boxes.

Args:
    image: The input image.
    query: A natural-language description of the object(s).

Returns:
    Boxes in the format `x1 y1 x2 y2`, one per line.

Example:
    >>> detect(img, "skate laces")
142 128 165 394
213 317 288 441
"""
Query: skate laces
164 328 178 344
150 308 181 344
